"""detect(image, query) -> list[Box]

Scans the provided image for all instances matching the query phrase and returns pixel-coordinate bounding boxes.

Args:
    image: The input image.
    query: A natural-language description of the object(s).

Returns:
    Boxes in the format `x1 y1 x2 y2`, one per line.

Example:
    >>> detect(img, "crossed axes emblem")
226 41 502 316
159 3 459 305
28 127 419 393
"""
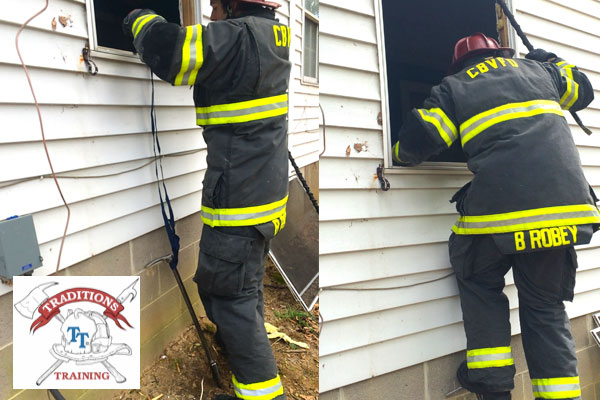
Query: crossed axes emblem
15 280 138 386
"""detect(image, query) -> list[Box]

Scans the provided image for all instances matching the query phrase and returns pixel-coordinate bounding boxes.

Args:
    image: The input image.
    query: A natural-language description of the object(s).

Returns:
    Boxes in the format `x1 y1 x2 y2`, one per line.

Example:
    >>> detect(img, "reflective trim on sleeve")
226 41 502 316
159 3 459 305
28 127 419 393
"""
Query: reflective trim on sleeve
417 108 457 147
466 347 514 369
196 94 288 125
132 14 161 39
174 25 204 86
557 63 579 110
532 376 581 399
460 100 563 146
452 204 600 235
392 141 402 163
201 195 288 227
232 374 284 400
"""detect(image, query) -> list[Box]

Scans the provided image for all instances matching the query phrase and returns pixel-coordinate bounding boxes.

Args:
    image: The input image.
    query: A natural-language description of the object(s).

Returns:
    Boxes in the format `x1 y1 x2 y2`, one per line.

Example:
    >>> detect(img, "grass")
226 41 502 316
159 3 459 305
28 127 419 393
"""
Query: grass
274 307 317 328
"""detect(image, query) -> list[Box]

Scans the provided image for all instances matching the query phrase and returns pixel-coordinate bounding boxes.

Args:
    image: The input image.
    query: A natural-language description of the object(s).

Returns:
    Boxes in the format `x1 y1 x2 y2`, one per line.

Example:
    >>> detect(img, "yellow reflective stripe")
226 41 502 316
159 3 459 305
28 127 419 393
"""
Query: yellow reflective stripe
532 390 581 399
203 196 288 216
452 204 600 235
393 142 402 162
200 196 288 227
558 64 579 110
532 376 581 400
453 216 600 235
467 359 515 369
417 108 457 147
197 107 288 125
197 94 288 113
173 25 203 86
201 208 286 227
459 204 596 223
460 100 563 146
133 14 159 38
175 26 193 86
532 377 580 386
467 346 513 369
232 374 284 400
196 94 288 125
467 347 511 356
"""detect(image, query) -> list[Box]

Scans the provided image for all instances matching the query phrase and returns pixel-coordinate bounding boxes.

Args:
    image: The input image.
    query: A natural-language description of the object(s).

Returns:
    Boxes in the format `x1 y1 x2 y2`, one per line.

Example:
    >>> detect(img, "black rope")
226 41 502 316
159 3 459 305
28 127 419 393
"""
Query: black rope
289 151 319 213
494 0 592 135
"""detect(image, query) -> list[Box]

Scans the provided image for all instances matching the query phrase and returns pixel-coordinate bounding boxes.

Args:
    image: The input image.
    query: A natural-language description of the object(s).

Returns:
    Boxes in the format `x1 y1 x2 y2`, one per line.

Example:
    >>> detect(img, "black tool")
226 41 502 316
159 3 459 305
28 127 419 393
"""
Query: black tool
494 0 593 136
149 72 223 388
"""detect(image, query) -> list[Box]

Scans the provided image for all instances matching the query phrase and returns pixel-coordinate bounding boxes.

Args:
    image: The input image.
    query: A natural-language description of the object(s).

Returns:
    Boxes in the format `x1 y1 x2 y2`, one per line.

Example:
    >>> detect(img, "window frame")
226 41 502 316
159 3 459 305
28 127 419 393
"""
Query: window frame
376 0 514 171
302 3 319 85
84 0 200 63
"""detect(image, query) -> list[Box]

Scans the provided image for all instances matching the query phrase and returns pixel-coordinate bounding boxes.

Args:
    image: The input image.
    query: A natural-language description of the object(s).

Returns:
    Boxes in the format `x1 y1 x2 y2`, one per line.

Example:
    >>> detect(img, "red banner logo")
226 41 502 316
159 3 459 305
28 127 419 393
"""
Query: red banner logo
31 288 133 333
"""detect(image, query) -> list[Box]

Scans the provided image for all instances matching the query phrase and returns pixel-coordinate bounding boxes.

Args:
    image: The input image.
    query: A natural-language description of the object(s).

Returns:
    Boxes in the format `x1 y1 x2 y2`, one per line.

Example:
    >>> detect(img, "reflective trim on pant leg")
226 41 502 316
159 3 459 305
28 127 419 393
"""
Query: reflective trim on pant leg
532 376 581 399
467 346 514 369
232 374 284 400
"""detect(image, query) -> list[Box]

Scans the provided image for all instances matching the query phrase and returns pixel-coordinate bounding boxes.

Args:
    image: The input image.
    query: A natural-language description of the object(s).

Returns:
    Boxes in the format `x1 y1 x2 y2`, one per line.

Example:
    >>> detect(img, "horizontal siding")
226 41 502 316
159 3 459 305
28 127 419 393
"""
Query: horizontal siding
0 0 318 297
319 0 600 393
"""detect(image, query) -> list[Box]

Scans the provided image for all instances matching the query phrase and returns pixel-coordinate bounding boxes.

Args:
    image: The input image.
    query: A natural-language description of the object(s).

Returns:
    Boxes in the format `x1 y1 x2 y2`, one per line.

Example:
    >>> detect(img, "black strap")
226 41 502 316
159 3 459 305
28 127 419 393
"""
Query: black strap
150 72 180 270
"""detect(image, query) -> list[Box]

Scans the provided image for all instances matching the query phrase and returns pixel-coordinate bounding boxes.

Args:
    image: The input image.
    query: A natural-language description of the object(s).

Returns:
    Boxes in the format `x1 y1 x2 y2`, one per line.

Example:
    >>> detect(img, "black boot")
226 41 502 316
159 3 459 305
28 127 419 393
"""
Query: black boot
457 361 511 400
214 395 237 400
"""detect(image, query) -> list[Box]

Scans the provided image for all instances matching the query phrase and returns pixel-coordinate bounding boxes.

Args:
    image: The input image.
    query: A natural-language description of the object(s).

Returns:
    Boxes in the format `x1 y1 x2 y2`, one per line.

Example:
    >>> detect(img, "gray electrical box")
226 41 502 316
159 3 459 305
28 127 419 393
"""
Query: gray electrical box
0 215 42 279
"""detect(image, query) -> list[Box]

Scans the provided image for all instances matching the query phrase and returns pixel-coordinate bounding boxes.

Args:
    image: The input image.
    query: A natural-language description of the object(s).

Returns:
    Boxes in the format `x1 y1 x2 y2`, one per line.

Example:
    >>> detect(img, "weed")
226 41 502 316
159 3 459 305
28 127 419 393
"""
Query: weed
274 307 316 328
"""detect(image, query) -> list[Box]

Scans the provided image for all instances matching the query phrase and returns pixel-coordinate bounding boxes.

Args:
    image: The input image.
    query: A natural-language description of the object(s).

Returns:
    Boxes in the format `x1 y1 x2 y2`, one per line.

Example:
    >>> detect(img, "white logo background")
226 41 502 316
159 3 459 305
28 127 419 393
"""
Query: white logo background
13 276 140 389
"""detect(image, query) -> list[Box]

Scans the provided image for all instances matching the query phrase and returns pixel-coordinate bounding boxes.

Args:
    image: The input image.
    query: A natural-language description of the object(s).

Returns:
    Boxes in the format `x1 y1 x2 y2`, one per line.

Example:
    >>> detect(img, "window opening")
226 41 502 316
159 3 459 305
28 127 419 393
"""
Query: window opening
382 0 507 165
303 0 319 82
91 0 183 53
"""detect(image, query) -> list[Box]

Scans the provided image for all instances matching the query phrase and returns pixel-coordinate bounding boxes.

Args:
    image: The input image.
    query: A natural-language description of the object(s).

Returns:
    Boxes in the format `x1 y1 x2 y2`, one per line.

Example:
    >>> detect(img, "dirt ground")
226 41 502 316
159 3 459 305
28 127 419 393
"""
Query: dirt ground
114 259 319 400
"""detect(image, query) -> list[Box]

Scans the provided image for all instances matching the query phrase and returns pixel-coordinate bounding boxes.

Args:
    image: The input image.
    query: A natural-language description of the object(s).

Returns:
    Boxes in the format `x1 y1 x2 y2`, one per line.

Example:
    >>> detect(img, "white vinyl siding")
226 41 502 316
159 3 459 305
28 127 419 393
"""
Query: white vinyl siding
0 0 318 296
319 0 600 393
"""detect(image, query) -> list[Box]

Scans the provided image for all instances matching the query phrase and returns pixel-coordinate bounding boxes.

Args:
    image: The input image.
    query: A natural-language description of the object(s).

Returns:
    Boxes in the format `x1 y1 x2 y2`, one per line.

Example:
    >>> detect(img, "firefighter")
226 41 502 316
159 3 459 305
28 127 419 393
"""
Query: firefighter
392 33 600 399
123 1 290 399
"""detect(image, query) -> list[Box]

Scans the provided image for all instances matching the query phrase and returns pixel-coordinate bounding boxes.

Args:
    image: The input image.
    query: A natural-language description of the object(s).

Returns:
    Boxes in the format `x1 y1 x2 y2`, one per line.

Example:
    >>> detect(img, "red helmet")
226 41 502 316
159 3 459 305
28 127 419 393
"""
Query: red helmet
233 0 281 9
449 32 514 73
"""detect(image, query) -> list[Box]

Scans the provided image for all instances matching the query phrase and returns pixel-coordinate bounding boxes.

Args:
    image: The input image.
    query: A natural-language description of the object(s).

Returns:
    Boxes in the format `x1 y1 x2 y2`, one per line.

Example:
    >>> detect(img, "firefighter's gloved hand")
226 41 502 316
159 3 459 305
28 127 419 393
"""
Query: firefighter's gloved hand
525 48 558 63
122 9 155 39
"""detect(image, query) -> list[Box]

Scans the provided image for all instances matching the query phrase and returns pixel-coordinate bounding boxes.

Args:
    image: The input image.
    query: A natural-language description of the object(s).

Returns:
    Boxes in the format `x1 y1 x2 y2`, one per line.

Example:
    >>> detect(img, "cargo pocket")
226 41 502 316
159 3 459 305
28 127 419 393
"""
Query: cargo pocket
202 170 224 209
561 247 578 302
448 233 474 280
194 227 255 297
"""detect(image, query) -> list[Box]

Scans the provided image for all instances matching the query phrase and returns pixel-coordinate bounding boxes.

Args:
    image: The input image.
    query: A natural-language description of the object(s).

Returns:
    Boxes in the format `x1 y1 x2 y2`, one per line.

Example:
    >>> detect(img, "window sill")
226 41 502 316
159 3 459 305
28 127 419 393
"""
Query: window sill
385 162 471 175
90 48 144 64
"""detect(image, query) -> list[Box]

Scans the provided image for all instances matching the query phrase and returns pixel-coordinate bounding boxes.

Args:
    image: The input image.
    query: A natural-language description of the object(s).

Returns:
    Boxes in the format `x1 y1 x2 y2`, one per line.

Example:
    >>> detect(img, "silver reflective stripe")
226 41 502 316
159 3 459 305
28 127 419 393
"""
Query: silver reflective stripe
533 383 581 393
467 352 512 363
234 381 283 398
456 210 599 230
197 101 288 120
201 204 286 222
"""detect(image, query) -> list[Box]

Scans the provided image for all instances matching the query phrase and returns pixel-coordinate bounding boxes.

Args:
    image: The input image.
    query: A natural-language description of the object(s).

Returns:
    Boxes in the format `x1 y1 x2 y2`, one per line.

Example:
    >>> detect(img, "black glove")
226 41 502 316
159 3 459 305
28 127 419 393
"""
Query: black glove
525 48 558 62
122 9 155 39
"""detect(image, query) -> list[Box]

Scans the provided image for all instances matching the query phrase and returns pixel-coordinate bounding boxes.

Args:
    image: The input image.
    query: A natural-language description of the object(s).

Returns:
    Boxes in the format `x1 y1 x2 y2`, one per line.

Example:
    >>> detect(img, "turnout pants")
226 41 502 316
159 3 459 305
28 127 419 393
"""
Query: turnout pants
449 234 581 400
194 225 286 400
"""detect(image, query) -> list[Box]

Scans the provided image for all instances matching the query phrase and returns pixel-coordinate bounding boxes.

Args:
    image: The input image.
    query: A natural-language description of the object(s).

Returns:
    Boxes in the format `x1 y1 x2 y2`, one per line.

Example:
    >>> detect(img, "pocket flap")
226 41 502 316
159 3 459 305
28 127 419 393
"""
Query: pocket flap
200 228 254 263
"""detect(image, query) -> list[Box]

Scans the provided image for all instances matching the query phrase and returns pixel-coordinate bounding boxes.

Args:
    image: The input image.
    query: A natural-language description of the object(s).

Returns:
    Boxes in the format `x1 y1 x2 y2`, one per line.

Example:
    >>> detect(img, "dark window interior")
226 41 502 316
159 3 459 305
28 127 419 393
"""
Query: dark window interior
94 0 181 52
382 0 499 163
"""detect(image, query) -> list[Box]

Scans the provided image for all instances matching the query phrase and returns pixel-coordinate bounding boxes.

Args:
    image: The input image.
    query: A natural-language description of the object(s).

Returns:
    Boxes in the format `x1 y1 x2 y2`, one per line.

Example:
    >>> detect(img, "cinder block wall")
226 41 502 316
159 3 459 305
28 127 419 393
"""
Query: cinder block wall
321 313 600 400
0 211 205 400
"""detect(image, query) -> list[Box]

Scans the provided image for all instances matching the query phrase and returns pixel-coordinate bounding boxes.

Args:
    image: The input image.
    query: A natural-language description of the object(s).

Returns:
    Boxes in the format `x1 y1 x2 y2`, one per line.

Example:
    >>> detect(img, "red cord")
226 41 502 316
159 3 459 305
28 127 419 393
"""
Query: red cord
15 0 71 273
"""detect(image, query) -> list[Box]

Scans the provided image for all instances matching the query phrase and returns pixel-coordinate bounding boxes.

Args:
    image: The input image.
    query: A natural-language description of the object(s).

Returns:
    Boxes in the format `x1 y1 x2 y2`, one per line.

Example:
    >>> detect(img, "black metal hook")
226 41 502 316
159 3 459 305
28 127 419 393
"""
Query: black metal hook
82 45 98 75
377 164 390 191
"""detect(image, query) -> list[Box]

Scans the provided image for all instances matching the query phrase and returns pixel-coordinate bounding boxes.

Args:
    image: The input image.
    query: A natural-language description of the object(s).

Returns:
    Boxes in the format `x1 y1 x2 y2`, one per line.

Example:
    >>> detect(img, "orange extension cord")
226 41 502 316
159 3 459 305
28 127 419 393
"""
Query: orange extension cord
15 0 71 273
